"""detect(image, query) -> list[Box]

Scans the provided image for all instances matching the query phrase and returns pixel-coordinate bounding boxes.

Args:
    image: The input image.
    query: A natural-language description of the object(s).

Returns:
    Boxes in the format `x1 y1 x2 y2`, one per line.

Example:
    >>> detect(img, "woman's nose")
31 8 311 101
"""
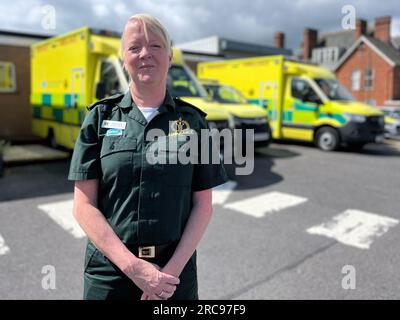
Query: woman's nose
139 45 152 59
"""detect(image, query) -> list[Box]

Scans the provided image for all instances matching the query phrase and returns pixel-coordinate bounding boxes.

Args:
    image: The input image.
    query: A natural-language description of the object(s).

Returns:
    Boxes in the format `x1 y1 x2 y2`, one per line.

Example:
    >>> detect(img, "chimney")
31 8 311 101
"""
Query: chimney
355 19 367 40
303 28 318 60
274 32 285 49
374 16 391 44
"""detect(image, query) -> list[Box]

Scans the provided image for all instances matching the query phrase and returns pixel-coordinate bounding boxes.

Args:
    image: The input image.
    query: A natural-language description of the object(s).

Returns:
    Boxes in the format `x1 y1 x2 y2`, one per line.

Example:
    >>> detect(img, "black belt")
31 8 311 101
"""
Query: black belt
126 242 178 259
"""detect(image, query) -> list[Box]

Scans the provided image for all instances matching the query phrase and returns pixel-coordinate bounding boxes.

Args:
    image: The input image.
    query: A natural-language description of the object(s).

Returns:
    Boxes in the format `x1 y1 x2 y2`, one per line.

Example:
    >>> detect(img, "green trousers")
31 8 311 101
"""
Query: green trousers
83 242 199 300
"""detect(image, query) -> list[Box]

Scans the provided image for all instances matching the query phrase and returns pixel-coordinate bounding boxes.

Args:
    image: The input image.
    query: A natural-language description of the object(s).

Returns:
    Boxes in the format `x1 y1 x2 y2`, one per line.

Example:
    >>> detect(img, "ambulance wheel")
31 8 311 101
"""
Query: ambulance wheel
315 127 339 151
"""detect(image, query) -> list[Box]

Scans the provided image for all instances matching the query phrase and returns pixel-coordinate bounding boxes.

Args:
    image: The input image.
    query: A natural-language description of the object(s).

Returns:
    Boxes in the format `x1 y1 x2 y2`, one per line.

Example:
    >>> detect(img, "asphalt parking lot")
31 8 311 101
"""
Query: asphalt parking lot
0 139 399 299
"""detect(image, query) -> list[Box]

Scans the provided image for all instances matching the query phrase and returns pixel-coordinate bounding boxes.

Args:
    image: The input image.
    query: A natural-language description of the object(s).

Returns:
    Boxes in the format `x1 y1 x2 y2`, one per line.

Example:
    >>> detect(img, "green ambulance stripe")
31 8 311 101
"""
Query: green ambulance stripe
32 105 84 125
32 93 85 125
294 101 318 112
294 102 347 125
245 99 346 125
33 93 86 125
42 94 51 106
38 93 82 107
282 110 293 122
53 108 63 122
64 94 79 107
33 106 41 118
319 113 346 125
247 98 269 109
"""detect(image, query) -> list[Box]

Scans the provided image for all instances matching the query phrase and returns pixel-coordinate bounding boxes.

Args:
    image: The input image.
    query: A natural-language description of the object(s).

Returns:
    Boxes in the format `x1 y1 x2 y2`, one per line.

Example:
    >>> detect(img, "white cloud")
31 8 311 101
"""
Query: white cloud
114 2 128 16
0 0 42 30
0 0 399 49
92 3 108 18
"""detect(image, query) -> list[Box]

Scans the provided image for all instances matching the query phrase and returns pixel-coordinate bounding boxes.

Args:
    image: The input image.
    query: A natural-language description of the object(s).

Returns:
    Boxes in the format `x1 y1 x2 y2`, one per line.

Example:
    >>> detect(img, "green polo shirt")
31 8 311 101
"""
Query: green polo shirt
68 90 228 245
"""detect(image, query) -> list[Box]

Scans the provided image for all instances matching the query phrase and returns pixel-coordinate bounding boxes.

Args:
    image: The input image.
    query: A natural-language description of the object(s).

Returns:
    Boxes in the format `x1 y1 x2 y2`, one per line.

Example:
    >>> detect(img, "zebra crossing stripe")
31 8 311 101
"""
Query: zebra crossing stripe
0 233 10 256
224 191 308 218
38 200 86 239
307 209 399 249
212 181 237 205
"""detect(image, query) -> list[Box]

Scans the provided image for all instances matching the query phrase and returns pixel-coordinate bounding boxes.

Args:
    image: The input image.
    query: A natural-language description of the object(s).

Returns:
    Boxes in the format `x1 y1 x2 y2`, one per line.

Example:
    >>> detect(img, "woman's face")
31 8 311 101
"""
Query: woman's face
123 20 171 88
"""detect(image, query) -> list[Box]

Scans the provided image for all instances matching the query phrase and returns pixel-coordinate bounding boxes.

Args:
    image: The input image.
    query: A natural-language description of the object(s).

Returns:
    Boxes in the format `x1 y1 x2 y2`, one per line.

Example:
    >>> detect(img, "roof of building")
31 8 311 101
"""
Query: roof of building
392 36 400 49
177 35 292 57
317 23 382 48
318 30 357 49
0 29 51 39
333 35 400 71
0 29 51 46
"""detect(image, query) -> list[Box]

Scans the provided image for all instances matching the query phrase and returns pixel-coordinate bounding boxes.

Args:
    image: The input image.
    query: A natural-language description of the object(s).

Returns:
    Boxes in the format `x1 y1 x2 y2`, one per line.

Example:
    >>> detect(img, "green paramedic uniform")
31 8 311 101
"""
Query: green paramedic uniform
68 90 228 300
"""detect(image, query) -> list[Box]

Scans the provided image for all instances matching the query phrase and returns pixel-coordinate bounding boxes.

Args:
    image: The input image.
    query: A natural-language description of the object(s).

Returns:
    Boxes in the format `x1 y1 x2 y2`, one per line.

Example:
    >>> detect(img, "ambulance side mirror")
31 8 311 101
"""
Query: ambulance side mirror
96 82 106 100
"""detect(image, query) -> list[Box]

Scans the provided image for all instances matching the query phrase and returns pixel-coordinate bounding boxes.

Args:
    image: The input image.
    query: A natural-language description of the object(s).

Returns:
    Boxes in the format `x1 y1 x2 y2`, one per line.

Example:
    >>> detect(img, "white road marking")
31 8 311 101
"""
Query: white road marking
307 209 399 249
212 180 237 205
224 191 308 218
38 200 86 239
0 233 10 256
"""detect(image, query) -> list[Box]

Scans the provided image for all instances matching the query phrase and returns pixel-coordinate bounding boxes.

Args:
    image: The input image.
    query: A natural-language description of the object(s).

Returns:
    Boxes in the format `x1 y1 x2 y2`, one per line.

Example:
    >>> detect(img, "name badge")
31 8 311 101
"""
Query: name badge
106 128 123 136
101 120 126 130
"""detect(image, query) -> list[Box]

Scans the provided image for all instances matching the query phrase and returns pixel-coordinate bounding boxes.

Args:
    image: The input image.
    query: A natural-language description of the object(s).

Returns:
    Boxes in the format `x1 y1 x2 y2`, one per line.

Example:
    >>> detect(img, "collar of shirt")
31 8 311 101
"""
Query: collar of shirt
117 90 176 126
117 90 176 113
137 106 158 122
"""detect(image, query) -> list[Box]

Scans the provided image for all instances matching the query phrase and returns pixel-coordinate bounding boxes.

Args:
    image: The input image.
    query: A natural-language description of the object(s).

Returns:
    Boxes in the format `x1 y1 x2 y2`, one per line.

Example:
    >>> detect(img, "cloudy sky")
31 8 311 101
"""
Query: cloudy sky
0 0 399 50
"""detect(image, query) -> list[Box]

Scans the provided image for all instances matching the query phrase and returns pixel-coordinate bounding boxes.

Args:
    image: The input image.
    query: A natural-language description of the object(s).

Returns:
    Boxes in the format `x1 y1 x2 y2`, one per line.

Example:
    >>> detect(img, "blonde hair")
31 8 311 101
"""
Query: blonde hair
120 13 172 57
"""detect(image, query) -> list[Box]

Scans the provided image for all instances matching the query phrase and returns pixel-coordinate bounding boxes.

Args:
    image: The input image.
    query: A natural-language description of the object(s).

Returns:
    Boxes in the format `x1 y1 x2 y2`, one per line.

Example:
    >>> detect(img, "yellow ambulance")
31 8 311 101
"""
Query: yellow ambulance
198 55 385 151
30 27 233 149
199 80 272 147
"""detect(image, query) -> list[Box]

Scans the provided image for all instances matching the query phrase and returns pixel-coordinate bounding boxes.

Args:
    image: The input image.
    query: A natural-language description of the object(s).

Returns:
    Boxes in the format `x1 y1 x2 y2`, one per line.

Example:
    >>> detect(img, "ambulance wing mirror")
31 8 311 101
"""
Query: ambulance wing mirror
96 82 106 100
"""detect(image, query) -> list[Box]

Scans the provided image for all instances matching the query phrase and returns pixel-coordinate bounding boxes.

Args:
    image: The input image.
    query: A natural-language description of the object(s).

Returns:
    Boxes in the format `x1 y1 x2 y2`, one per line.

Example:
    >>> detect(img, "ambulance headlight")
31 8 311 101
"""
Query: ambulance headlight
344 113 366 123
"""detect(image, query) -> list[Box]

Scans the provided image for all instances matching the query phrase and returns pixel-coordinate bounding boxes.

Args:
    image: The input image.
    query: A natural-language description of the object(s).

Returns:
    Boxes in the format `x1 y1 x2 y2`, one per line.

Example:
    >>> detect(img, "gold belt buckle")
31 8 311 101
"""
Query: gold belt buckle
138 246 155 258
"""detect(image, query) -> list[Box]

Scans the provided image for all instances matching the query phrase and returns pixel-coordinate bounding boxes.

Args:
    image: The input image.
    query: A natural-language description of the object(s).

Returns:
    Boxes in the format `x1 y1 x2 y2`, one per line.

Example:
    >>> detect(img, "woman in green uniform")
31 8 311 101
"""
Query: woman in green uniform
68 13 227 300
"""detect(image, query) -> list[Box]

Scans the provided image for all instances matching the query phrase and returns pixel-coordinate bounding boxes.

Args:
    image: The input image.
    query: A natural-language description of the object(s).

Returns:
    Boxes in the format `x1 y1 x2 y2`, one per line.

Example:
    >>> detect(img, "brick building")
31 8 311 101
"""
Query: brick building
299 16 400 107
333 17 400 106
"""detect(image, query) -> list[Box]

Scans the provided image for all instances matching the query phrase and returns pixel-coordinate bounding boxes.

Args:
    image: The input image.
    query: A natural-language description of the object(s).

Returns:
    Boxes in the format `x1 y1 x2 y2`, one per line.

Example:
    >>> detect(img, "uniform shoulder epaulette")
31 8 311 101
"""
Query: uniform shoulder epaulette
87 93 125 111
173 97 207 117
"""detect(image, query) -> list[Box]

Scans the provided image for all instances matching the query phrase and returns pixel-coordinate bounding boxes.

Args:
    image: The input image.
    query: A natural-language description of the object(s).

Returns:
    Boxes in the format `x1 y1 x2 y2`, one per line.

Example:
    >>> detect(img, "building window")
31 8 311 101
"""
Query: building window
350 69 360 91
328 48 334 64
364 68 374 90
0 61 17 93
312 47 341 66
